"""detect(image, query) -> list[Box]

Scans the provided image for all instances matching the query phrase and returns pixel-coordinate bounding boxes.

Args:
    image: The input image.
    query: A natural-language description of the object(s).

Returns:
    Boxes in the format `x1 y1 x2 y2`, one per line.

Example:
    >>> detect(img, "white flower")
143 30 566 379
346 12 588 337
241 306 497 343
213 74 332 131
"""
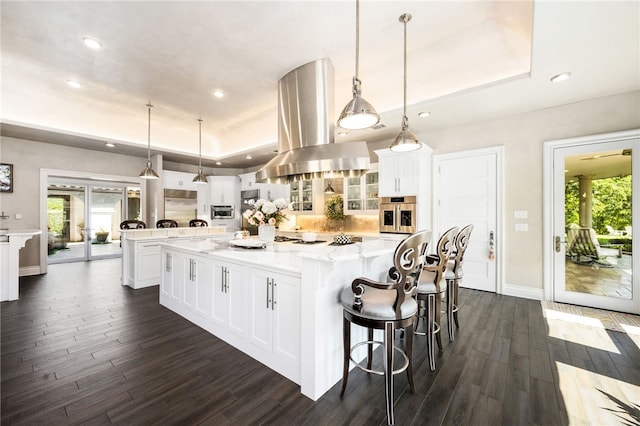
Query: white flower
261 201 277 215
254 199 265 210
273 198 288 209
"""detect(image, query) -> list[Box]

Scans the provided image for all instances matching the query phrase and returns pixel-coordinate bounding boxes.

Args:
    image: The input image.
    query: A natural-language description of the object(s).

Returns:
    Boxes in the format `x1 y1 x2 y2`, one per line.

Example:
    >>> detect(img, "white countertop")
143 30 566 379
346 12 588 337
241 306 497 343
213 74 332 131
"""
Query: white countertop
121 226 228 241
160 236 399 276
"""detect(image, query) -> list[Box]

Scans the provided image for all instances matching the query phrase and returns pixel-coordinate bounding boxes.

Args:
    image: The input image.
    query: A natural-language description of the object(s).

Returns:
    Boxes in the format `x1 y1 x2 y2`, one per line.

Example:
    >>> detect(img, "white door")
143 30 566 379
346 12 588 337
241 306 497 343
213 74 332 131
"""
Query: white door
434 147 502 293
550 132 638 314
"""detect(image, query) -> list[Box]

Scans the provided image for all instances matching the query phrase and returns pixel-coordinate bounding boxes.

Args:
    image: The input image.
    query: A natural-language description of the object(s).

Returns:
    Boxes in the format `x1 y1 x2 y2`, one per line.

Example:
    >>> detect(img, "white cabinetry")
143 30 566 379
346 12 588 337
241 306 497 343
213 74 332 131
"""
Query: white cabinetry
376 150 421 196
122 239 162 289
211 261 246 337
208 176 240 205
239 172 290 201
344 165 379 214
184 253 215 317
248 268 300 372
289 179 323 214
161 248 185 302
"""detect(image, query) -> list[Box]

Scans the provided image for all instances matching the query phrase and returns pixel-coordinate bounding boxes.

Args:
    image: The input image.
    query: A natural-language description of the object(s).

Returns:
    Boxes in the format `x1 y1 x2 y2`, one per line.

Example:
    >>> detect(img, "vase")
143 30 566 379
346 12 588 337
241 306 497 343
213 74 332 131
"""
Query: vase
258 224 276 243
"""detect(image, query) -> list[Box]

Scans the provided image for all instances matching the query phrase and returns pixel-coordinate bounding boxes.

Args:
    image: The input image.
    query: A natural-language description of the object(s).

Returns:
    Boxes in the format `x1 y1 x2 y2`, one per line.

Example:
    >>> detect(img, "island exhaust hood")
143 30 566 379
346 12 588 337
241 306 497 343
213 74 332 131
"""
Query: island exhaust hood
255 58 370 184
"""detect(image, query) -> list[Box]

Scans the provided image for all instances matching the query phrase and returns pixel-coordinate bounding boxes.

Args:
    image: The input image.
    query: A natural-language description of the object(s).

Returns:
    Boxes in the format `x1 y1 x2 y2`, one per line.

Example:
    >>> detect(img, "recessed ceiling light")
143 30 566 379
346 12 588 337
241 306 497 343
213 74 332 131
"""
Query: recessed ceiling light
418 111 431 118
82 37 102 49
338 131 348 137
215 161 222 165
550 72 571 83
212 89 225 98
67 80 82 89
105 143 116 148
245 154 252 160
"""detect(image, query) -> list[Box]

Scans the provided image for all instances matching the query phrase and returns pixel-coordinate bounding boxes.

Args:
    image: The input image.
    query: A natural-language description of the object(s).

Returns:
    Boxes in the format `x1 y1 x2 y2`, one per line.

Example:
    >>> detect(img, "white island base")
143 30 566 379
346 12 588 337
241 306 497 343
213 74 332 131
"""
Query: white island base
0 229 42 302
159 237 397 401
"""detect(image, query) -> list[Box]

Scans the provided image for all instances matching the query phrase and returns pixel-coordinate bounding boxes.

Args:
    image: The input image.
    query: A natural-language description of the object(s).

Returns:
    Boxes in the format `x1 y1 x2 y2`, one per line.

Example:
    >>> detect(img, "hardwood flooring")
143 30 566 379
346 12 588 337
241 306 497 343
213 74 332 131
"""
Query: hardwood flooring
2 259 639 425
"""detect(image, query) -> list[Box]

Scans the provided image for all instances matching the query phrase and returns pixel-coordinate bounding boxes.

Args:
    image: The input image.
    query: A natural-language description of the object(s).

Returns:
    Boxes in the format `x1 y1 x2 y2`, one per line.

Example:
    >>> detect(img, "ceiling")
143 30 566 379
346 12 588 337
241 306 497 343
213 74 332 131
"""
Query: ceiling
1 1 639 170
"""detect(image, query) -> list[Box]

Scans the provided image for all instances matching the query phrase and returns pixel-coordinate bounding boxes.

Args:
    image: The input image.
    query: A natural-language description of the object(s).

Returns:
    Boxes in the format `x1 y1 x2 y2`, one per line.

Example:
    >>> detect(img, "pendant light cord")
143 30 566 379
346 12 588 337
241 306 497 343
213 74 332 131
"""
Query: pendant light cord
146 103 153 161
355 0 360 80
198 119 203 169
400 14 411 129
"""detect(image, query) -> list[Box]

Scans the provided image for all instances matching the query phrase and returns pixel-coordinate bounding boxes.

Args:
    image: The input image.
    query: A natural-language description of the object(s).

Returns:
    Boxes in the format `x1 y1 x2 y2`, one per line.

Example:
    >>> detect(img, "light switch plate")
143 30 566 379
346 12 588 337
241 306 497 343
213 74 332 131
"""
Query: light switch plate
515 223 528 232
514 210 528 219
15 213 22 220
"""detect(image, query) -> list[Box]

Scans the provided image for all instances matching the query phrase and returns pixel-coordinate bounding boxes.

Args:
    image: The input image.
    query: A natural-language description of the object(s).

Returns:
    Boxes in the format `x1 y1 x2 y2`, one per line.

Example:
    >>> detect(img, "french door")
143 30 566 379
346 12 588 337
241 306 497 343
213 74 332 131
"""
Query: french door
547 130 639 314
433 147 502 293
47 178 140 264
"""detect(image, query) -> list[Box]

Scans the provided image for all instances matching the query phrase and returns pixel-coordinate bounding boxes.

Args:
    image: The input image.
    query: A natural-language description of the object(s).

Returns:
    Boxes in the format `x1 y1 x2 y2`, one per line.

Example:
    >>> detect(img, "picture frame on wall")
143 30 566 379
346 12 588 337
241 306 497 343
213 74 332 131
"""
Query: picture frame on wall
0 163 13 193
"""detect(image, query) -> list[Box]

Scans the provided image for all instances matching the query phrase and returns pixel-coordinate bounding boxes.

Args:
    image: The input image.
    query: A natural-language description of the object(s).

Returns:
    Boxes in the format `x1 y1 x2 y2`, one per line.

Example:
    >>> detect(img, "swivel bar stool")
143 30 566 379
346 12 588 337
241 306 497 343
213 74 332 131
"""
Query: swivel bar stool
415 226 457 371
445 224 473 341
189 219 208 227
156 219 178 228
119 220 146 230
340 230 431 425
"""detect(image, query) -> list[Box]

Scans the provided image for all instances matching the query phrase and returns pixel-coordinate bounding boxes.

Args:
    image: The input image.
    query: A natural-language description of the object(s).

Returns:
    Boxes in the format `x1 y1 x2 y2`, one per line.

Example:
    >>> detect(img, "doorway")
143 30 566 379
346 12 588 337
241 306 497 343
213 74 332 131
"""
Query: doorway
544 129 639 314
40 169 144 271
433 146 503 293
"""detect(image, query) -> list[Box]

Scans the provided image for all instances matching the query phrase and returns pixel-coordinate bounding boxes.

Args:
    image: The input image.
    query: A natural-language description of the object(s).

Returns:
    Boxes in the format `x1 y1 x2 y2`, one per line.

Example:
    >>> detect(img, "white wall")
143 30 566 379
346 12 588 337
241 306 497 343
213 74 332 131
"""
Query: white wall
2 90 639 287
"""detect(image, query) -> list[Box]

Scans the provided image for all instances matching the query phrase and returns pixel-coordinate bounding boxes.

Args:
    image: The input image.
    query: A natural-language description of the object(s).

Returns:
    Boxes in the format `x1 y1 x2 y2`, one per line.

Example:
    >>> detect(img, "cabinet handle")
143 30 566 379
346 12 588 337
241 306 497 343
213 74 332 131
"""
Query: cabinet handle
224 267 229 292
221 267 226 292
142 243 159 248
272 280 277 311
166 253 172 272
266 278 271 309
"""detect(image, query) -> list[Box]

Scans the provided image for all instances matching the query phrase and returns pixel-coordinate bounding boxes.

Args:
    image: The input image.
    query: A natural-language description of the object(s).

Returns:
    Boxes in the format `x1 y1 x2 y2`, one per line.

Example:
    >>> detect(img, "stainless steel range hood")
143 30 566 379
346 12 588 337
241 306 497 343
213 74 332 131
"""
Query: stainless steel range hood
255 58 370 184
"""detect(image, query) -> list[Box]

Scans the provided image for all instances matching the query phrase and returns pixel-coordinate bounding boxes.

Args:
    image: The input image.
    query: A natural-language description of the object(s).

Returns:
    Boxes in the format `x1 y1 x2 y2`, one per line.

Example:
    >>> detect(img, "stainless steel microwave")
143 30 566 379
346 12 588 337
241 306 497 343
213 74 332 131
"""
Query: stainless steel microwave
379 196 417 234
211 205 234 219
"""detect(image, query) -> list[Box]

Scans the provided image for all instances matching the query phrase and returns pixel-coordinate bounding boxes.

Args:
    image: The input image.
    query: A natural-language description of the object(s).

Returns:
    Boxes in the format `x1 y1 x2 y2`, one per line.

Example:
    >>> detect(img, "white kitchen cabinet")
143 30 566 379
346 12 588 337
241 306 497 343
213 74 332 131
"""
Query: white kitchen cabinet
211 260 247 337
183 253 214 318
239 172 290 202
122 239 162 289
164 248 185 303
209 176 240 205
344 165 379 214
248 268 300 369
289 179 323 214
376 149 423 196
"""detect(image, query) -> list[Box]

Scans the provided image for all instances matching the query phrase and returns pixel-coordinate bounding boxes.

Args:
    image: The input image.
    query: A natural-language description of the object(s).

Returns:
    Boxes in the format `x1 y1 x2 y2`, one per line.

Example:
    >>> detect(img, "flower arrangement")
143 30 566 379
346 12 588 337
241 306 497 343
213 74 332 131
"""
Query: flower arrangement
325 194 345 222
243 198 290 227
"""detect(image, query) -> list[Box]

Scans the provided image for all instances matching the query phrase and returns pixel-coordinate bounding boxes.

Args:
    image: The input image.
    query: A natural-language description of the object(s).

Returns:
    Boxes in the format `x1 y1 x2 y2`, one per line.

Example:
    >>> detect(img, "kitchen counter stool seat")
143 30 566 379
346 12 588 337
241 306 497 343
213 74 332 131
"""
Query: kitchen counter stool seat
340 230 431 426
189 219 208 227
119 220 146 230
444 224 473 341
156 219 178 228
415 226 458 371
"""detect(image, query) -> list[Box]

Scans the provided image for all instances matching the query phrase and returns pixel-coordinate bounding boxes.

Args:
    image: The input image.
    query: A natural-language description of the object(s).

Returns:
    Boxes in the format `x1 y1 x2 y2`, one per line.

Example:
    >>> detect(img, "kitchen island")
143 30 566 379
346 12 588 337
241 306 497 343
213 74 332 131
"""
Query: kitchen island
159 236 399 401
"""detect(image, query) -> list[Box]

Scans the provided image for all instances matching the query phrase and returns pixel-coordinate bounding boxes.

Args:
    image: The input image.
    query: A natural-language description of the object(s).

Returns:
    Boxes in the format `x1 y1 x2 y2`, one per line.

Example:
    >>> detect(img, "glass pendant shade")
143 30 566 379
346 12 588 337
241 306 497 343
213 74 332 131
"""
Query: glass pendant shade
390 13 421 152
193 119 208 184
337 0 379 130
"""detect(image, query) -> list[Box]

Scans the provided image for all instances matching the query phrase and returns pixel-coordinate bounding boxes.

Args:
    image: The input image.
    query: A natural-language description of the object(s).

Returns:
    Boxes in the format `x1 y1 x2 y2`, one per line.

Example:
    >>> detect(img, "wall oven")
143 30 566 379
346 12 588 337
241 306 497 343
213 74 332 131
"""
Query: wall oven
379 196 417 234
211 205 234 220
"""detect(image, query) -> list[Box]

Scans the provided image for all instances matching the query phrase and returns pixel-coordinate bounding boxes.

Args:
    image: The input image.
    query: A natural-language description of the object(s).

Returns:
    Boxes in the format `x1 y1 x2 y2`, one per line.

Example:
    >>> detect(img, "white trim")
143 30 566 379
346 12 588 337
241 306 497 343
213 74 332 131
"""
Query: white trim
19 266 41 277
542 129 640 302
39 168 145 273
502 283 543 301
432 145 504 294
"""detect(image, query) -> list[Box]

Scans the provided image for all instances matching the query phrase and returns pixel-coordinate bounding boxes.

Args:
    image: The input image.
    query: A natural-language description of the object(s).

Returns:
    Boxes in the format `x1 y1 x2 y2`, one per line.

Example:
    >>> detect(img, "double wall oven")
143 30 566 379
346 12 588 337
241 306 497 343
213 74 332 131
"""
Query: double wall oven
379 196 417 234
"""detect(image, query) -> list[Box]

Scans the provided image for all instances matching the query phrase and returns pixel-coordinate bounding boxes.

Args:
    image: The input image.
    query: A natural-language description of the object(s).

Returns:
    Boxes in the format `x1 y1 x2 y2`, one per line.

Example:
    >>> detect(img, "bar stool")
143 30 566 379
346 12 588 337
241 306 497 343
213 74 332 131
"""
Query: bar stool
415 226 457 371
445 224 473 341
340 230 431 425
189 219 208 227
156 219 178 228
119 220 146 230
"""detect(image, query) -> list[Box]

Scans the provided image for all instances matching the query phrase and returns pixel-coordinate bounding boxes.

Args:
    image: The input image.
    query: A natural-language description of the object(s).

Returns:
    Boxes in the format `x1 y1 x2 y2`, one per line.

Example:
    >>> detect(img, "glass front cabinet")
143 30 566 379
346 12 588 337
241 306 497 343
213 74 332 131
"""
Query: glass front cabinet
344 165 379 215
289 180 314 212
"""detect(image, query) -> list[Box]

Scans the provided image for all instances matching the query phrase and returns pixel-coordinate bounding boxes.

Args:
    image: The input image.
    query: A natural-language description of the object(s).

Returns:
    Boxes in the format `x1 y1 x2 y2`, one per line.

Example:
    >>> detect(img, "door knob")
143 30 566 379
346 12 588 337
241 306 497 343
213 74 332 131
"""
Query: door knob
554 235 566 253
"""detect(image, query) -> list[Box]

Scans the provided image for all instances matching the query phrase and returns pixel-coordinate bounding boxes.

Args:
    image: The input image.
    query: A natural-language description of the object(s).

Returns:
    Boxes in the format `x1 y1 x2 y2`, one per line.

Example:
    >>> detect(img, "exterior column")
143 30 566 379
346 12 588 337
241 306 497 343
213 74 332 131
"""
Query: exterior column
577 175 593 228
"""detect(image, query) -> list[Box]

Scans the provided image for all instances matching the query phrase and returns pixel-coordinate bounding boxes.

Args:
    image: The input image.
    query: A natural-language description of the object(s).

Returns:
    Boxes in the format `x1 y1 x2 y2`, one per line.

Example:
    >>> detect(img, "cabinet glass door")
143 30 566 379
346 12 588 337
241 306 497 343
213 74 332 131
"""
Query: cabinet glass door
302 180 313 211
346 177 361 210
365 172 379 211
290 181 301 211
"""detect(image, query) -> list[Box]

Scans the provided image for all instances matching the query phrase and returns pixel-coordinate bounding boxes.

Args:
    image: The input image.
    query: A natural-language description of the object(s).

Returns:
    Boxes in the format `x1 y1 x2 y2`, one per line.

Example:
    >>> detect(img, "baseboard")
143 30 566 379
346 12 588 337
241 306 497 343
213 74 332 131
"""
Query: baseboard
502 283 544 300
19 266 42 277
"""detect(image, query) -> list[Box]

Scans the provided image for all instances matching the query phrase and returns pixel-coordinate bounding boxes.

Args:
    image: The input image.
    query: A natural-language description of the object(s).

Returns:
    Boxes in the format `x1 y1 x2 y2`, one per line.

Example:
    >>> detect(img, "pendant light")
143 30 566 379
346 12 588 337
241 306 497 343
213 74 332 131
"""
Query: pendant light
337 0 380 130
192 119 208 184
324 180 336 194
139 103 159 179
390 14 422 152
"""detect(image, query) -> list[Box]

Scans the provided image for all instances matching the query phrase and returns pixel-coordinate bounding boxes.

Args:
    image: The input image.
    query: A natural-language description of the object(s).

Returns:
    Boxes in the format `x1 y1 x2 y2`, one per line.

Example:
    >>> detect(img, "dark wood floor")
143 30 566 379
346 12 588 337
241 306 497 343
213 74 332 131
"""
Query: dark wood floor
2 259 639 425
